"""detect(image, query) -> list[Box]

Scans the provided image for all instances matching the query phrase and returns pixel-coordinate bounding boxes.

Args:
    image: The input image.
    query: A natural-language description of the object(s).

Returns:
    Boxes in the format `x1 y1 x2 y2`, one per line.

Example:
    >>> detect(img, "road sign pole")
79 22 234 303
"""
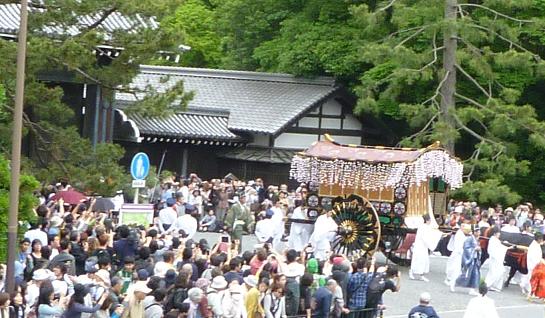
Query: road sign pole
133 187 139 204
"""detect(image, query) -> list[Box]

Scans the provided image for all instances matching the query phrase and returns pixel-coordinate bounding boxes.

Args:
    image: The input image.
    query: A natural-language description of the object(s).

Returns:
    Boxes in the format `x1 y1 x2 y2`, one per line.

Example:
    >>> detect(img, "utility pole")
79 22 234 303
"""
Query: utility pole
440 0 458 153
6 0 29 294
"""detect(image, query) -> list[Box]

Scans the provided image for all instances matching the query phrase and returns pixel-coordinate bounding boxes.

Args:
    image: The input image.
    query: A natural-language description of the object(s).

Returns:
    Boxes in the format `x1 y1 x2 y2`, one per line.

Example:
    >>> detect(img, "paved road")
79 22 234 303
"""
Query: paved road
193 232 545 318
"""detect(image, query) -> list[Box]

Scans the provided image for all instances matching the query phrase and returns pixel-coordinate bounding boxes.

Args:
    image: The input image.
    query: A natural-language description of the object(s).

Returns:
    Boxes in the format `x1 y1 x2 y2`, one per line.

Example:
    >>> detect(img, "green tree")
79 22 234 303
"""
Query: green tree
162 0 222 67
0 154 39 261
0 0 193 194
352 0 545 205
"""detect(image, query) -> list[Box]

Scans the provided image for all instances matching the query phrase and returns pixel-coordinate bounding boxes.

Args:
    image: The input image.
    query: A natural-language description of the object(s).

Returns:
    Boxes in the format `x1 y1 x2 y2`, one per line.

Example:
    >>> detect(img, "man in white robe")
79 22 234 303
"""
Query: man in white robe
255 210 274 244
521 233 544 294
485 227 510 291
445 224 468 286
463 283 499 318
410 214 443 282
288 205 314 252
270 201 286 252
309 210 338 260
167 214 198 239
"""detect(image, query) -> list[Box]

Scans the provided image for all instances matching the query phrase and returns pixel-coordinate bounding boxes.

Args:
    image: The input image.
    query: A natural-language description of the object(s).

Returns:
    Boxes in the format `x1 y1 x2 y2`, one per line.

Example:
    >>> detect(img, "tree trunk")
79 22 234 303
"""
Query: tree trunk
440 0 458 153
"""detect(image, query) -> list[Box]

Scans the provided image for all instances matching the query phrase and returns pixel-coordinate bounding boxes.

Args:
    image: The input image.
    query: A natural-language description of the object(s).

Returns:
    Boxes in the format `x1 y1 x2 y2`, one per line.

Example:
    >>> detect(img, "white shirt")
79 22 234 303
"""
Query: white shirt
154 261 175 277
463 295 499 318
158 207 178 231
255 219 274 243
25 229 48 246
170 214 198 239
25 283 40 308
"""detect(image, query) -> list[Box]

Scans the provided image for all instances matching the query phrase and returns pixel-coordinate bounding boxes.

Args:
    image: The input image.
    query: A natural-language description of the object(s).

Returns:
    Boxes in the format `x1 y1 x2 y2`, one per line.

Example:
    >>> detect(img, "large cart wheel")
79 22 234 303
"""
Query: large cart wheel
330 194 381 260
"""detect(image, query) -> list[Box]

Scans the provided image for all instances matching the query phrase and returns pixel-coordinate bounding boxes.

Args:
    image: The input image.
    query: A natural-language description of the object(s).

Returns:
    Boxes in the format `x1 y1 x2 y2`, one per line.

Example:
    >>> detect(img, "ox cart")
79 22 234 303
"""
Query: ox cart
288 135 464 264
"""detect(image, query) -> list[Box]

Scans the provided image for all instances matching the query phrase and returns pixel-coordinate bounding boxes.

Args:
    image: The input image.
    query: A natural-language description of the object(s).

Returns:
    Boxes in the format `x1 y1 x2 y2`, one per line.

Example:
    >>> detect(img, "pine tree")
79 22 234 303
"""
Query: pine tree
354 0 545 204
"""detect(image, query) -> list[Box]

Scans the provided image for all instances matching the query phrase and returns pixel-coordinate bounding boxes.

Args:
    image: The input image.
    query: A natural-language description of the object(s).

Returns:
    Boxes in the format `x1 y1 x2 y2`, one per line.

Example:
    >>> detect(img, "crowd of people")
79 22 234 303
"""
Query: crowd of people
409 199 545 309
1 174 545 318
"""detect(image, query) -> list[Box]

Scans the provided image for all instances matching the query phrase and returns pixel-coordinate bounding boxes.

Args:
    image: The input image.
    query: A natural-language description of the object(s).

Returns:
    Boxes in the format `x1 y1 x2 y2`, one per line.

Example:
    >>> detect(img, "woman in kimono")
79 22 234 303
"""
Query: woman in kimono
454 226 481 296
410 215 443 282
485 226 510 291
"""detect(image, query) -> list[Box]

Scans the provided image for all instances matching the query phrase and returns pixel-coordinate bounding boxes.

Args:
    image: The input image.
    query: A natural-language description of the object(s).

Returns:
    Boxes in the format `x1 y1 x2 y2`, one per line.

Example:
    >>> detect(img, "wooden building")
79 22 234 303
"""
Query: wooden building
114 65 385 184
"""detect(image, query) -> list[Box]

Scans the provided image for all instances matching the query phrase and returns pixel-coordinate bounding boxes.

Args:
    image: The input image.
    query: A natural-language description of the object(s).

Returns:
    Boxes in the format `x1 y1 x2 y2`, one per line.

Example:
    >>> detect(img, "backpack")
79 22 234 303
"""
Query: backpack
367 273 386 296
85 256 99 273
164 287 189 313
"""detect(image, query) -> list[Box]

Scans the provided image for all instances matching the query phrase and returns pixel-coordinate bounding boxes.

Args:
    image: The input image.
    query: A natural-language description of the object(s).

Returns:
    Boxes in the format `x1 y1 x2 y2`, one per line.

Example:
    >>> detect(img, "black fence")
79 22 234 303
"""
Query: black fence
286 307 385 318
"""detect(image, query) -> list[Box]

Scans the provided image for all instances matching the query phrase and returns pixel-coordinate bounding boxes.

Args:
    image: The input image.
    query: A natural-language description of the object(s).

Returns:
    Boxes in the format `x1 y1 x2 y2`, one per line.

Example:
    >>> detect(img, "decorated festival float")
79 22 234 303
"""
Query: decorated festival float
289 134 464 264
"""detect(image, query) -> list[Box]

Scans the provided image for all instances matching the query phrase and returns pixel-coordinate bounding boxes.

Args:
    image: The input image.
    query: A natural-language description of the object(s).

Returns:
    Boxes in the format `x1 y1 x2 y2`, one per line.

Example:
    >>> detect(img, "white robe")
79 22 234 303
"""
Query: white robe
446 229 466 283
270 207 285 252
309 214 338 260
171 214 197 239
288 207 314 252
484 236 509 290
255 219 274 243
410 223 443 275
463 295 499 318
521 240 542 292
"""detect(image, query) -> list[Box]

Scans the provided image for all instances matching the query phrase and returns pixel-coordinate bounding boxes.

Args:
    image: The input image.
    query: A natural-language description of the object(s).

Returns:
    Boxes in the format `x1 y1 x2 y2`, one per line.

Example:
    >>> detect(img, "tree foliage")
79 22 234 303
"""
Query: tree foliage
0 0 193 195
168 0 545 205
351 0 545 204
0 154 39 261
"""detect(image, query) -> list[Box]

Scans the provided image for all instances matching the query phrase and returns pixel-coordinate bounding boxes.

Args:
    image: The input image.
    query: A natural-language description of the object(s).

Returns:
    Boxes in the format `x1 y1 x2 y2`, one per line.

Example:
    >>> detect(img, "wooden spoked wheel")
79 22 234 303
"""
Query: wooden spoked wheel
329 194 381 260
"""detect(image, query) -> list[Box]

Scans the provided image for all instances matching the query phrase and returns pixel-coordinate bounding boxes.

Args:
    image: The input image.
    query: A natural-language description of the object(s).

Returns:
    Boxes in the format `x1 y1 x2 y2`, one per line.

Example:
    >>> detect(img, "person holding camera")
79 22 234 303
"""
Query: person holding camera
63 283 109 318
363 265 401 318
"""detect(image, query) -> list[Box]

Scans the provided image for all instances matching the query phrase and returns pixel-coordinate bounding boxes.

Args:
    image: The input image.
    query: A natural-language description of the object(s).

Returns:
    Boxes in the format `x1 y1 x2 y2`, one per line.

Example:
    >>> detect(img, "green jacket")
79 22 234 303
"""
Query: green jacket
225 202 251 239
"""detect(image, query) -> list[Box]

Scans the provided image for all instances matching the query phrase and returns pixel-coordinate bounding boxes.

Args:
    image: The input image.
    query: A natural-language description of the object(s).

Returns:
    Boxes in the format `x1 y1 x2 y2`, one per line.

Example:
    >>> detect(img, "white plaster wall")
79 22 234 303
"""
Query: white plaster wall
322 99 342 115
298 117 320 128
343 114 362 130
329 135 361 145
321 118 342 129
274 133 318 149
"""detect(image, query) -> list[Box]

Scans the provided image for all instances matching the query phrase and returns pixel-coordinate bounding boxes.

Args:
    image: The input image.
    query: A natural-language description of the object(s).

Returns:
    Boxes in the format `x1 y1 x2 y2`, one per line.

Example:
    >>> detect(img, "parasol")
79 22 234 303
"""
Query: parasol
51 189 87 205
93 197 115 212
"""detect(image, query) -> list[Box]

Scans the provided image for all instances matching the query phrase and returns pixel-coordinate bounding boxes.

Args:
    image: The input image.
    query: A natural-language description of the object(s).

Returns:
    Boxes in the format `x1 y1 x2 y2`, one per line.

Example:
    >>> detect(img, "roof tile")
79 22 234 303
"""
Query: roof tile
116 65 338 134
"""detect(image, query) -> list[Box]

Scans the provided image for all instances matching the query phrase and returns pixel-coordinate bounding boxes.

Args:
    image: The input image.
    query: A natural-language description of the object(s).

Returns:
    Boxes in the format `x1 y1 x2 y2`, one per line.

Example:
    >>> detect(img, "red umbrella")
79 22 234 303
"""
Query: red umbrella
51 189 87 205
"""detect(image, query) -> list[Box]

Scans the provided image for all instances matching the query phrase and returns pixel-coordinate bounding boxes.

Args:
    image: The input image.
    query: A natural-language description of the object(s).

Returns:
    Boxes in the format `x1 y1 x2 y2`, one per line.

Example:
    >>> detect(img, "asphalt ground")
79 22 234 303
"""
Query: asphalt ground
193 232 545 318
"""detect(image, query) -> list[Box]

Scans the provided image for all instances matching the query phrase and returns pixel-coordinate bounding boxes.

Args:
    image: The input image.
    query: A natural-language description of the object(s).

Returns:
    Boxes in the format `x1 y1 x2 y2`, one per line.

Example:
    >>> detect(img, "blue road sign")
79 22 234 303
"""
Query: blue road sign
130 152 150 180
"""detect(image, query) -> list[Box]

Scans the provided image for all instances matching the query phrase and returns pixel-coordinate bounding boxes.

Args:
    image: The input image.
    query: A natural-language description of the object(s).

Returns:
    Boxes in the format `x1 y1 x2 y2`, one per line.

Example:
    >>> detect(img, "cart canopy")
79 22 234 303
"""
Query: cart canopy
290 137 463 191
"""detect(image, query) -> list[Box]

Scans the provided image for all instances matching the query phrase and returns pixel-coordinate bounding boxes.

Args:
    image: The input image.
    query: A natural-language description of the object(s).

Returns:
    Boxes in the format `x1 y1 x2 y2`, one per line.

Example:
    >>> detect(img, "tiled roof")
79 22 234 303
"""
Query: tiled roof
218 147 298 164
0 3 157 37
115 65 338 134
129 111 243 142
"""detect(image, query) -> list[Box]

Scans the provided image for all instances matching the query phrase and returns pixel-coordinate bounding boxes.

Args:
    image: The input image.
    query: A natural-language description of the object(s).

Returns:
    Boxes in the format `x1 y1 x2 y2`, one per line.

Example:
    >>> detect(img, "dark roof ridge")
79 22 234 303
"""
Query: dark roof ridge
180 107 230 117
139 65 336 86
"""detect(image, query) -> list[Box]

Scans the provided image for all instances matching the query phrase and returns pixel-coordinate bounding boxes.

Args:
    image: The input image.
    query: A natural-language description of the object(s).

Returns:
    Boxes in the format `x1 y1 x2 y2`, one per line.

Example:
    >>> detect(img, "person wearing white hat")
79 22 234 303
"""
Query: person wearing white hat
184 287 205 318
121 281 150 318
208 276 228 318
244 275 263 318
26 269 54 308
